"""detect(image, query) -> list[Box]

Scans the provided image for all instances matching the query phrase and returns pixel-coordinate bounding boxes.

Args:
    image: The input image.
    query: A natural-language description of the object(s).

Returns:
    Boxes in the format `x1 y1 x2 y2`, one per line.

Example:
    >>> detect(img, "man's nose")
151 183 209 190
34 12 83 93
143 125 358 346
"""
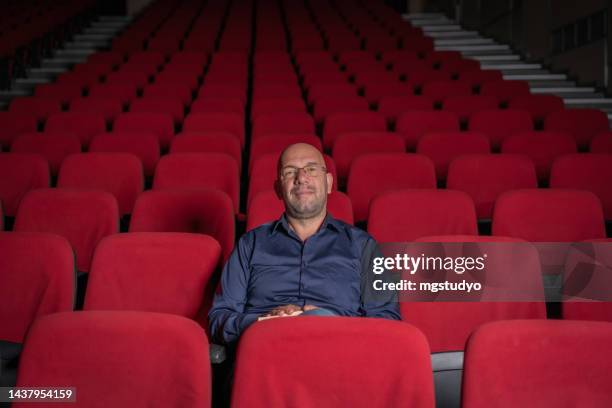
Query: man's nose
294 168 309 183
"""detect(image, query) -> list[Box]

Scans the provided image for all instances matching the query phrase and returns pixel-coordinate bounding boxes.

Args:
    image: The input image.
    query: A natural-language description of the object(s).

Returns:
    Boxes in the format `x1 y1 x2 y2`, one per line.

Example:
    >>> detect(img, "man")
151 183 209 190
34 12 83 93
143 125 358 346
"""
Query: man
209 143 399 344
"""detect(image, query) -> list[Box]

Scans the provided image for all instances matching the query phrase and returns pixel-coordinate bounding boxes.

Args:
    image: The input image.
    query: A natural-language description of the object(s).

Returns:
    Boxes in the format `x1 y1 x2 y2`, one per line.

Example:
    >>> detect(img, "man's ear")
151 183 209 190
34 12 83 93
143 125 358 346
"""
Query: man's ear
326 172 333 194
274 179 283 199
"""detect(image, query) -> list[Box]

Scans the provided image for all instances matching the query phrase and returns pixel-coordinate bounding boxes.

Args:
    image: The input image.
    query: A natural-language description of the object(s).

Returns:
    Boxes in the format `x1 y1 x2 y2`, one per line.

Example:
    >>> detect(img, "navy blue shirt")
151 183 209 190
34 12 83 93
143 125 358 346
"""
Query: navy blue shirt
209 213 400 344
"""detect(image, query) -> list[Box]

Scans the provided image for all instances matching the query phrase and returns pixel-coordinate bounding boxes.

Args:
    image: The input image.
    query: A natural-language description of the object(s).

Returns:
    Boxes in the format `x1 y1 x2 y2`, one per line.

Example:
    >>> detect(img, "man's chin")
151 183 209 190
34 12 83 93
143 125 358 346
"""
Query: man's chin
286 203 325 220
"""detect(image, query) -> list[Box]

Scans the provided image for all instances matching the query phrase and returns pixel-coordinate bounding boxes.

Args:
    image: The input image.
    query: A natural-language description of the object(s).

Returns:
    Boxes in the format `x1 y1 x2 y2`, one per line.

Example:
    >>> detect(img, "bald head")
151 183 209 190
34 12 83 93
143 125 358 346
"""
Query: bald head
277 143 325 176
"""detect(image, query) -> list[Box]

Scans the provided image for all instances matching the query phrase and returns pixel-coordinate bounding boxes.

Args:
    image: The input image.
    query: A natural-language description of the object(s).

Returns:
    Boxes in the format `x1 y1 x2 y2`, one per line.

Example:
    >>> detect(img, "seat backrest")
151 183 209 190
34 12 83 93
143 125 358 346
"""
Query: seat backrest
550 154 612 220
14 311 211 408
84 232 220 319
0 112 38 149
0 154 50 217
492 189 606 241
469 109 533 150
447 154 537 219
249 134 322 173
89 132 160 178
57 153 144 216
0 232 74 343
590 132 612 153
507 94 564 121
14 189 119 272
323 111 387 150
130 189 235 262
252 112 315 141
545 108 610 149
45 112 106 148
396 110 460 151
462 320 612 407
171 133 242 172
232 317 434 408
368 189 478 242
114 112 174 150
183 112 245 147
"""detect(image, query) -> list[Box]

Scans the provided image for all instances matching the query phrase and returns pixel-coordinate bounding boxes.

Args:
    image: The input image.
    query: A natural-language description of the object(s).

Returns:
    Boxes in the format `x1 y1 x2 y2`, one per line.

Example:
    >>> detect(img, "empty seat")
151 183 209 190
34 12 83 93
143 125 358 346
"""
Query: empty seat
183 113 245 147
545 109 610 149
130 189 235 262
251 98 306 121
502 131 576 183
14 189 119 272
492 189 606 241
252 112 315 141
9 98 62 123
347 153 436 223
11 133 81 176
0 112 38 150
84 233 221 320
480 80 531 103
368 190 478 241
470 109 533 150
313 97 370 124
508 94 564 122
377 96 435 123
89 132 160 178
57 153 144 216
0 154 49 217
323 112 387 150
69 97 123 123
247 190 353 231
550 154 612 220
447 154 538 219
15 311 211 407
249 134 322 172
591 132 612 153
462 320 612 407
417 131 490 181
190 98 244 116
396 111 460 151
130 97 185 124
442 95 499 121
421 80 472 103
114 112 174 150
153 153 240 214
458 69 503 89
143 83 192 106
332 132 405 185
45 112 106 148
88 83 138 106
0 231 74 344
34 83 83 105
232 317 434 408
171 133 242 171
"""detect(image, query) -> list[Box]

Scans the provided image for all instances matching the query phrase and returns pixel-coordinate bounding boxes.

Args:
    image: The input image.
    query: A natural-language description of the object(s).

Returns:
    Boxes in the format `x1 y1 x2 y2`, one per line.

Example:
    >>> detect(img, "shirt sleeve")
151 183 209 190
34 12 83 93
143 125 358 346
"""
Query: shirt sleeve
208 234 260 344
359 238 401 320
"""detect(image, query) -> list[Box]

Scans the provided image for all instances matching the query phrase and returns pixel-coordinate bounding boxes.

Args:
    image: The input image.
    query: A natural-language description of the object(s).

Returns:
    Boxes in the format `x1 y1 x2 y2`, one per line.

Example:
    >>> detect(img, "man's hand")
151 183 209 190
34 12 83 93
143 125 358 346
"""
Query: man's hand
264 304 302 317
302 305 319 312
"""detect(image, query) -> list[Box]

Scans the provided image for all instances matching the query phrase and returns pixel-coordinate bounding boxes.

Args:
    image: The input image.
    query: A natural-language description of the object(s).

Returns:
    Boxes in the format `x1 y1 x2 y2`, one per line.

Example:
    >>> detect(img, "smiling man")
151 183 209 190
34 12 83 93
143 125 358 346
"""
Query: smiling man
209 143 399 345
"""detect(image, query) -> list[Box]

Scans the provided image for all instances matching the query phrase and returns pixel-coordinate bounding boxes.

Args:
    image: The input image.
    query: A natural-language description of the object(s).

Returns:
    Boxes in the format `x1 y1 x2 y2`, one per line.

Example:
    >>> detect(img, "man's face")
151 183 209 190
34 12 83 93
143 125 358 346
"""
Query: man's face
276 144 333 220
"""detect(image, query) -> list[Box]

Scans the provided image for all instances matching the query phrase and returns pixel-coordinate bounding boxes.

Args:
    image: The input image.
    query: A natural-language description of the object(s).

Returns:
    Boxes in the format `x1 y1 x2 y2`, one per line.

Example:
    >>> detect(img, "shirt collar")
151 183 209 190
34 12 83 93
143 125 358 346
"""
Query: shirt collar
271 211 342 236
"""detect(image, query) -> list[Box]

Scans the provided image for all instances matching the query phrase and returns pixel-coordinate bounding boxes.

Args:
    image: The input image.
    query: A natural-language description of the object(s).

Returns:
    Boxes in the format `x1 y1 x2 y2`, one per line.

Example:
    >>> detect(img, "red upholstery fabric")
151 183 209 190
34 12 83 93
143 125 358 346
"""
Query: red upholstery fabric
545 109 610 149
114 112 174 150
469 109 533 149
45 112 106 148
252 112 315 141
0 232 74 343
57 153 144 216
0 112 38 149
183 112 245 147
232 317 434 408
508 94 564 121
502 131 576 182
368 189 478 242
479 80 531 103
34 83 83 105
591 132 612 153
89 132 160 178
447 154 538 219
403 235 546 352
9 97 62 122
332 132 405 185
85 232 220 320
462 320 612 407
458 69 503 89
153 153 240 214
171 133 242 171
190 98 244 116
323 111 386 150
0 154 49 217
88 83 138 106
442 95 499 121
247 190 353 231
377 95 435 123
69 97 123 122
421 80 472 102
396 111 460 151
130 189 234 262
143 83 192 106
251 97 306 120
14 189 119 272
14 311 211 408
313 96 370 123
492 189 606 241
105 70 150 90
347 153 436 222
248 153 337 207
416 131 491 180
130 97 185 124
11 132 81 176
550 154 612 219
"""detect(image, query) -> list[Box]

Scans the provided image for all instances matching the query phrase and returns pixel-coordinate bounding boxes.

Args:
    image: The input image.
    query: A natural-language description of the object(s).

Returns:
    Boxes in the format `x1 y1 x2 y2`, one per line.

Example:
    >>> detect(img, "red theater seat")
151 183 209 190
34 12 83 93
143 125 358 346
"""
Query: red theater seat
591 132 612 153
396 111 460 151
9 97 62 123
508 94 564 122
89 132 160 179
183 112 245 147
480 80 531 103
130 189 235 262
232 317 434 408
470 109 533 150
14 312 211 408
0 112 38 149
313 96 370 124
45 112 106 148
69 97 123 123
0 154 50 217
114 112 174 150
323 112 386 150
14 189 119 272
377 96 435 123
130 97 185 125
171 133 242 171
249 134 322 173
252 112 315 141
545 109 610 149
442 95 499 121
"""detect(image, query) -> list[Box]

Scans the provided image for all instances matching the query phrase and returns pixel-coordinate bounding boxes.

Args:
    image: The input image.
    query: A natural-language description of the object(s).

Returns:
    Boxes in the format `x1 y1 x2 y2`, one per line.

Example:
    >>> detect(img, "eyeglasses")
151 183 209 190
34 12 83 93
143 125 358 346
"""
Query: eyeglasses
280 164 327 180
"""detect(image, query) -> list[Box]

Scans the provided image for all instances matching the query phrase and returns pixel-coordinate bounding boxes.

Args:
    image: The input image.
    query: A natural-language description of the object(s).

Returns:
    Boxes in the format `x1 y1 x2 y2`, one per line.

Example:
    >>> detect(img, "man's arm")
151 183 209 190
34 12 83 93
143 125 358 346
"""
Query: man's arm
208 235 260 344
359 238 401 320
